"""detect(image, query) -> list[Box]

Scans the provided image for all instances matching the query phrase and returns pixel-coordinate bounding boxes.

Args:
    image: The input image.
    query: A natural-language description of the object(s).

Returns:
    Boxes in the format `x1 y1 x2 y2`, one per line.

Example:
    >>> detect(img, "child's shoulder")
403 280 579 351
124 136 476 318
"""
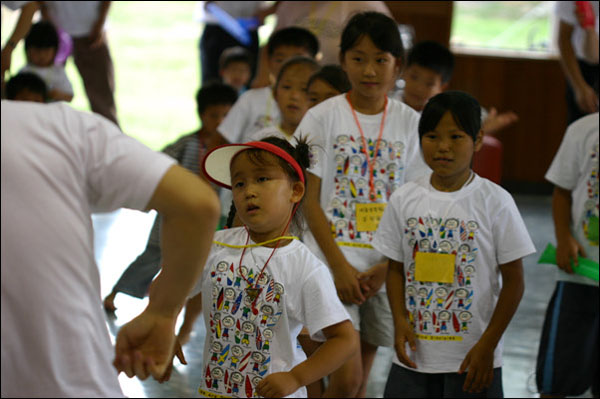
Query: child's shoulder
239 86 273 102
213 227 246 245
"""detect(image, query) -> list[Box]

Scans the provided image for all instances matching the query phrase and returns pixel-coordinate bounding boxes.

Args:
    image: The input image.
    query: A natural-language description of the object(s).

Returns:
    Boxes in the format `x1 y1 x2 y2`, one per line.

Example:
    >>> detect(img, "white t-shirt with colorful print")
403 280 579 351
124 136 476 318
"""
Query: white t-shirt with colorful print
193 227 350 398
372 173 536 373
545 112 599 286
295 94 430 272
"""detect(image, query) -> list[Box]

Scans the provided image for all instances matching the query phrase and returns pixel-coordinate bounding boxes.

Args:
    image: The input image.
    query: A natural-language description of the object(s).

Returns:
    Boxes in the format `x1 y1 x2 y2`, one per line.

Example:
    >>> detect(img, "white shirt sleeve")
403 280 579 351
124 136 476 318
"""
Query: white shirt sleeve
74 106 175 212
545 122 580 191
292 263 350 341
491 192 537 265
218 90 253 143
372 189 406 262
52 65 73 95
296 109 327 179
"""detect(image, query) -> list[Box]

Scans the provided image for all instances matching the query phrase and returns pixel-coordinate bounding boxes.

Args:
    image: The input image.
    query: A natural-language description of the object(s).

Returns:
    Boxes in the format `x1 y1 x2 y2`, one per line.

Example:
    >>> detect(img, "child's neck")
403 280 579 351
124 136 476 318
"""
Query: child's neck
430 170 474 192
279 121 297 139
349 90 387 115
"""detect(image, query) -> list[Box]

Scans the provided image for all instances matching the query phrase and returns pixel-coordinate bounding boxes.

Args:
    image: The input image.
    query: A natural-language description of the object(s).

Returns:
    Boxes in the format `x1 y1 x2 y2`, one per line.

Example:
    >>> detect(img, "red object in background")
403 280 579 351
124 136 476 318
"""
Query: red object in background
472 135 503 185
576 1 596 28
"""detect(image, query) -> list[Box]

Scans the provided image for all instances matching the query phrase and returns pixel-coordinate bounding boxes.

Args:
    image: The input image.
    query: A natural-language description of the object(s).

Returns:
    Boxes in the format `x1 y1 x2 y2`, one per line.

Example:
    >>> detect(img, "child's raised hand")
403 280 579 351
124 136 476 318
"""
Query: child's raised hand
394 318 417 369
556 234 587 274
482 107 519 136
458 340 495 393
255 371 302 398
332 261 366 305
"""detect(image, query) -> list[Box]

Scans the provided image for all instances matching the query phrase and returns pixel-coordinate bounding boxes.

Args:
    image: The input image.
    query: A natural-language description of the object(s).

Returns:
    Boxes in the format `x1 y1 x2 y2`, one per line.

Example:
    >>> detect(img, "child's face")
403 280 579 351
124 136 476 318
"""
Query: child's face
230 151 304 240
341 35 400 100
200 104 232 134
14 89 45 103
267 45 312 81
26 47 56 67
274 64 313 127
421 111 482 183
307 78 341 107
402 64 446 112
220 61 251 91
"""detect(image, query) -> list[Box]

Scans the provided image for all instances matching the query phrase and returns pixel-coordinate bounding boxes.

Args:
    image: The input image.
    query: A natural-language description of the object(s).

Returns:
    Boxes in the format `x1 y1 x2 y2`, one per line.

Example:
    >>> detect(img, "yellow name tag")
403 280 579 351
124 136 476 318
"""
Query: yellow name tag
355 203 387 232
414 252 455 283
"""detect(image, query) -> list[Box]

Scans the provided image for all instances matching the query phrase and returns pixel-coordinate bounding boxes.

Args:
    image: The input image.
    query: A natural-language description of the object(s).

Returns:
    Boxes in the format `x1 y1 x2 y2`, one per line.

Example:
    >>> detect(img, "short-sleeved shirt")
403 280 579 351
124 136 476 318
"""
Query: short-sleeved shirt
1 100 175 397
43 1 105 37
193 227 349 398
555 1 600 64
20 63 73 97
545 112 599 286
218 87 280 144
294 94 430 273
372 173 536 373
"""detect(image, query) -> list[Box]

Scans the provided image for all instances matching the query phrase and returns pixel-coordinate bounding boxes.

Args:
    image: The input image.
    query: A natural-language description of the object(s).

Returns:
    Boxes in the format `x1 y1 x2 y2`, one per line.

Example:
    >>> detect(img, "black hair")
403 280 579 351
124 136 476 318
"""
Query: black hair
340 11 404 59
418 91 482 142
267 27 319 58
407 40 455 83
5 72 48 101
24 21 59 51
219 46 253 70
274 56 319 91
225 136 311 232
307 64 352 94
196 81 238 114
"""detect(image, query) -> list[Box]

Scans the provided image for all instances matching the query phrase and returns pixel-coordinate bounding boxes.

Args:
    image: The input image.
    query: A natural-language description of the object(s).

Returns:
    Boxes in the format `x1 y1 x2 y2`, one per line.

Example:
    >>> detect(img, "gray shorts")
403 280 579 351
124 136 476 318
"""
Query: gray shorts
345 289 394 347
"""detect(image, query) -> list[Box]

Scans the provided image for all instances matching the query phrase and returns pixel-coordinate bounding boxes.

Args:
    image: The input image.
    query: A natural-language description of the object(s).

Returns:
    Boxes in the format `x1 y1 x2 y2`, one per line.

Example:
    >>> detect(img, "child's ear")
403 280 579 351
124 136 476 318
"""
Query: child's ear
474 130 484 152
290 181 305 204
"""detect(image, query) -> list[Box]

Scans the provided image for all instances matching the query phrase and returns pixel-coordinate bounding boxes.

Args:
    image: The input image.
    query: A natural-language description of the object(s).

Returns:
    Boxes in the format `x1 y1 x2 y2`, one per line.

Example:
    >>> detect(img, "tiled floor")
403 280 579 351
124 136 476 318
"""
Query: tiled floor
93 194 592 398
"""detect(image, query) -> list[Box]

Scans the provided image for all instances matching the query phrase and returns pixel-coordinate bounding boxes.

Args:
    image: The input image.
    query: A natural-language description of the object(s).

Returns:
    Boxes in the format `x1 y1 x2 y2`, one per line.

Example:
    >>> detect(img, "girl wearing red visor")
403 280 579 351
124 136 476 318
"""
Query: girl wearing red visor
180 136 357 398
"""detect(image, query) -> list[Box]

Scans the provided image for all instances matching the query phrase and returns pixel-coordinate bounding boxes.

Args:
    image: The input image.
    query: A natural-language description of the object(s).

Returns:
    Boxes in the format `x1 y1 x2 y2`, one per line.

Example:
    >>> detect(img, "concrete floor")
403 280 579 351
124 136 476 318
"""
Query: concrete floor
93 194 592 398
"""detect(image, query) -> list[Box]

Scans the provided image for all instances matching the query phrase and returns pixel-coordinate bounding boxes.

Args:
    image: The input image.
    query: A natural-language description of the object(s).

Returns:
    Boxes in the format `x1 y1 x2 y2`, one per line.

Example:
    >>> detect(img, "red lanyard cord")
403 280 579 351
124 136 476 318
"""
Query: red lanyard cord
346 92 388 201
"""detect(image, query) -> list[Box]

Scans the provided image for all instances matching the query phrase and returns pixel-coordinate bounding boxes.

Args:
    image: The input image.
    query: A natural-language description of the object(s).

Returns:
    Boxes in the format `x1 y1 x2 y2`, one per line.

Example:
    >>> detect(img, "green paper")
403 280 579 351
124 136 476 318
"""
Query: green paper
537 243 599 282
587 216 599 244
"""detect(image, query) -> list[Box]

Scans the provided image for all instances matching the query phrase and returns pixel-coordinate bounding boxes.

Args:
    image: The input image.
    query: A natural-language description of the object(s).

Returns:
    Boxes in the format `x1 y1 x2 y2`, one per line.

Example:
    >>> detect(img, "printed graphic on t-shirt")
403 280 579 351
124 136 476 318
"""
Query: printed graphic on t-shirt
582 143 599 245
404 216 481 341
328 134 407 247
200 260 283 398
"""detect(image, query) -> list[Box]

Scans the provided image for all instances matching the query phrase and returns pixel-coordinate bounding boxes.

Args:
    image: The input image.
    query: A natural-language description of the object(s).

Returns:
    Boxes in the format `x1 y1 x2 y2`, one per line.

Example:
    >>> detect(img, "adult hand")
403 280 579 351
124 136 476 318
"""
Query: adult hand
113 309 178 381
482 107 519 136
393 318 417 369
556 234 587 274
575 83 599 114
458 340 495 393
256 371 302 398
332 261 366 305
357 262 387 300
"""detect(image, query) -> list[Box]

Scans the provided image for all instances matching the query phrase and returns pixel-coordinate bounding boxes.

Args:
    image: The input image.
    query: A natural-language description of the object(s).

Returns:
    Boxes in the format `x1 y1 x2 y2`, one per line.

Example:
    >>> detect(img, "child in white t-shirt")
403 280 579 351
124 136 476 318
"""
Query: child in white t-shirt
169 136 357 398
19 21 73 102
250 56 319 143
218 27 319 144
373 91 536 397
295 11 430 397
535 112 598 397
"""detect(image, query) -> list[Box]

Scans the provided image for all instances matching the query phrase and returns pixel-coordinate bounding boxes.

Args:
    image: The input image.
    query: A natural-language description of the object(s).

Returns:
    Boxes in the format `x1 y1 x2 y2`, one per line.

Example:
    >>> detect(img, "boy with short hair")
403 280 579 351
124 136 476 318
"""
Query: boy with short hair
19 21 73 102
535 112 599 398
102 82 238 314
219 46 253 95
5 72 48 103
218 26 319 144
396 40 518 137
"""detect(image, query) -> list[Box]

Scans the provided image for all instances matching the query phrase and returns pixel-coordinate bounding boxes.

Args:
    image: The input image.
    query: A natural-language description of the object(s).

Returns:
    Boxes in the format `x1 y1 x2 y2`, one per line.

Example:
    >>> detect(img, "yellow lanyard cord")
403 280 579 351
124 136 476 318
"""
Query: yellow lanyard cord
213 235 299 249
